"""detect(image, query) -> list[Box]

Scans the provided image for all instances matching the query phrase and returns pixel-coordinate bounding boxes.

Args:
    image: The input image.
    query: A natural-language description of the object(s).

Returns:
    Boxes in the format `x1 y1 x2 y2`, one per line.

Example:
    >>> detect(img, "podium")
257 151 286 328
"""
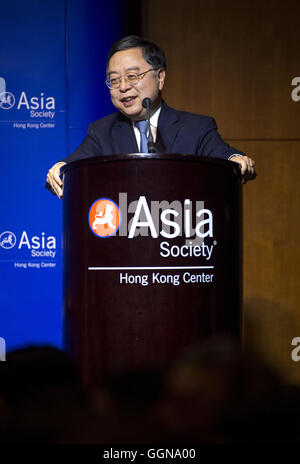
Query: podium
61 154 242 387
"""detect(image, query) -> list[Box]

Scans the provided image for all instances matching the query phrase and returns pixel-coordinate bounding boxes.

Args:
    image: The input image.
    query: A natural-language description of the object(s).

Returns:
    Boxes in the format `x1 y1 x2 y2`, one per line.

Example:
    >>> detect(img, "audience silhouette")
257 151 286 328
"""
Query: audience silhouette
0 338 299 443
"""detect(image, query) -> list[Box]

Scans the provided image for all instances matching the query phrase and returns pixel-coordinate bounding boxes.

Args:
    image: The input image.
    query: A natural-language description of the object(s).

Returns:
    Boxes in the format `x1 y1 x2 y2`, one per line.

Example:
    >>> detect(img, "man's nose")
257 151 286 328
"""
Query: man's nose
119 77 132 92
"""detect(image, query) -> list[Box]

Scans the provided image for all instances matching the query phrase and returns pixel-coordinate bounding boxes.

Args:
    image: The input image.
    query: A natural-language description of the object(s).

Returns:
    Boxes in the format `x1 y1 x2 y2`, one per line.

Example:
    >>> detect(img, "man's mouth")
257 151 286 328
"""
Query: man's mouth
120 96 137 107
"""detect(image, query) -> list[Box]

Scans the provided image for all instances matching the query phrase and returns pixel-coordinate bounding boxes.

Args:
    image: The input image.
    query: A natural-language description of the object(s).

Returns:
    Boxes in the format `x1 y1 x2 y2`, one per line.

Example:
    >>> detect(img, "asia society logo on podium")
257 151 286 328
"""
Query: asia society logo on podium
87 194 215 252
88 198 121 238
87 195 217 287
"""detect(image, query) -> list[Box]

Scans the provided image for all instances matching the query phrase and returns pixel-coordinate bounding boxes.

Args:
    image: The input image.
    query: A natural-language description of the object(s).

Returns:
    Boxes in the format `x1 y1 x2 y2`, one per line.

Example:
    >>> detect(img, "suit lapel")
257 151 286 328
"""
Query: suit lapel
111 114 139 154
156 102 180 154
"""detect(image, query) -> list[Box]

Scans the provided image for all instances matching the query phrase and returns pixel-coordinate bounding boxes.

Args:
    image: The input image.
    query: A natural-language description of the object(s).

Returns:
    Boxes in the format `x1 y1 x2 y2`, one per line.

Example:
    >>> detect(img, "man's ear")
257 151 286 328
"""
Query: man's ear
157 68 166 91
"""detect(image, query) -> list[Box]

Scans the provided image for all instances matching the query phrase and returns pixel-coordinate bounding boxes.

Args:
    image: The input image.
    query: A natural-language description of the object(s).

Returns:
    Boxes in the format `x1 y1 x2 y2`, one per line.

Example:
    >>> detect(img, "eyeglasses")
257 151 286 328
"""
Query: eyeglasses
105 68 157 89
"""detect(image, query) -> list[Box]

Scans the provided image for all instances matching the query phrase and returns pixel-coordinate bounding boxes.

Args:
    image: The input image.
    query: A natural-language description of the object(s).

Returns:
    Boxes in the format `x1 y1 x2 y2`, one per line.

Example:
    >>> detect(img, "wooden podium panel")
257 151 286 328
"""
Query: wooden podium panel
62 154 242 387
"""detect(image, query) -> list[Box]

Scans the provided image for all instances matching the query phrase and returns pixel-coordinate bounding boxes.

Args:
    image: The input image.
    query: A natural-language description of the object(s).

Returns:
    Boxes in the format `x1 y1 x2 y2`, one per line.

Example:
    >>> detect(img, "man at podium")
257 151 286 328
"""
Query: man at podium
46 35 256 198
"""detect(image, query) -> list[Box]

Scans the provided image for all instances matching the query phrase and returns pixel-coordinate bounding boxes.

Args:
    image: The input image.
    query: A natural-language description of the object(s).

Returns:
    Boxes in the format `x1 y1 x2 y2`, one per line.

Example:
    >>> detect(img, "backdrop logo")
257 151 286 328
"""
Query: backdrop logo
0 231 17 249
89 198 121 237
0 77 15 110
0 230 56 257
0 76 56 119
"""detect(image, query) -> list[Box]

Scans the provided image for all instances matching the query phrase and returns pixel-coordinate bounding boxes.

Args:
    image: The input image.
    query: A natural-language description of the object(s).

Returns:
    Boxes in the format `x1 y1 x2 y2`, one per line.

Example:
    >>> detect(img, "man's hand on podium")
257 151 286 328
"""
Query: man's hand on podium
230 155 256 183
46 161 66 199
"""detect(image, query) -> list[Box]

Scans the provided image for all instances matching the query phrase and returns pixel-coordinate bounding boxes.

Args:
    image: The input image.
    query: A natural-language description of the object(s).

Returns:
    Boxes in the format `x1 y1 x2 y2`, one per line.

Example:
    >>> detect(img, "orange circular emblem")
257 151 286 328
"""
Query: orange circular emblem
88 198 121 237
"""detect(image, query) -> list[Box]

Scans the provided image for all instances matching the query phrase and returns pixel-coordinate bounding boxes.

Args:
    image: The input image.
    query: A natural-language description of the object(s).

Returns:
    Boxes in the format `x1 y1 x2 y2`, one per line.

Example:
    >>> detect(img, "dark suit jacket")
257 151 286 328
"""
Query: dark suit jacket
63 101 244 163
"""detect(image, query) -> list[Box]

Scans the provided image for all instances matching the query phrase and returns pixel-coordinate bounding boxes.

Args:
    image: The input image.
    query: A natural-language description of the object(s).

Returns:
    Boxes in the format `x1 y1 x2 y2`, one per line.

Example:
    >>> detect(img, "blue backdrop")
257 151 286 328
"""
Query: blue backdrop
0 0 124 351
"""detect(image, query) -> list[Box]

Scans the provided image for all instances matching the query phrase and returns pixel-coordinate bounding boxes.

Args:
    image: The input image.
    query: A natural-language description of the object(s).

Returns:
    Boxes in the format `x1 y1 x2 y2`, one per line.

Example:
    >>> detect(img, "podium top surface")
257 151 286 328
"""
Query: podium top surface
61 153 241 176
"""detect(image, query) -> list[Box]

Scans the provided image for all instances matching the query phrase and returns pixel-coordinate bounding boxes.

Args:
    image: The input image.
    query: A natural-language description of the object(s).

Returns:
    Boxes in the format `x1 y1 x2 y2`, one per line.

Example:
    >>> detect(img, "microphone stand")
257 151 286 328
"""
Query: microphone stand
142 98 156 153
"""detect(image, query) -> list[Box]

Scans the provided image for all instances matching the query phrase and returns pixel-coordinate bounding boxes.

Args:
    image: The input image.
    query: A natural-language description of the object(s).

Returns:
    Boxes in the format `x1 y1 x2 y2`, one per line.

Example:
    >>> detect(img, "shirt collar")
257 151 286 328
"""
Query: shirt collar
133 105 161 128
149 105 161 127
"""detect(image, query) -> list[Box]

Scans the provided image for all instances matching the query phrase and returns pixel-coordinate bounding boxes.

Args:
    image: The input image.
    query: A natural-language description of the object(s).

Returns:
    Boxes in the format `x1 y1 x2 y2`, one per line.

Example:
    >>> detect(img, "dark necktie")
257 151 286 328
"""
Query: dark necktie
136 120 149 153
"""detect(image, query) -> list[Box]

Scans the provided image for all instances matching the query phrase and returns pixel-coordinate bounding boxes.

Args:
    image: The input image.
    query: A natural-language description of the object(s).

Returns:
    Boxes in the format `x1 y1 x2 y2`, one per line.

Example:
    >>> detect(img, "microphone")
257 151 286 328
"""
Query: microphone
142 98 156 153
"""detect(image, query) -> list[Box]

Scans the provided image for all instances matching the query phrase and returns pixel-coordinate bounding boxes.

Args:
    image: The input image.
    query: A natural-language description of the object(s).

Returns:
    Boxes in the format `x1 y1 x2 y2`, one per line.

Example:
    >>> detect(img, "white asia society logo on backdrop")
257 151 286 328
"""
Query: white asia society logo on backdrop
0 231 17 249
0 230 57 269
0 77 15 110
0 76 56 129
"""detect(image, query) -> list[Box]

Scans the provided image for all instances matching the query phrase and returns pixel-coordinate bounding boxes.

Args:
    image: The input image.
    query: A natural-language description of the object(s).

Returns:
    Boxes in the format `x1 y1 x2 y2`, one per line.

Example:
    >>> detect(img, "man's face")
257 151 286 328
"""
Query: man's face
107 47 165 121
